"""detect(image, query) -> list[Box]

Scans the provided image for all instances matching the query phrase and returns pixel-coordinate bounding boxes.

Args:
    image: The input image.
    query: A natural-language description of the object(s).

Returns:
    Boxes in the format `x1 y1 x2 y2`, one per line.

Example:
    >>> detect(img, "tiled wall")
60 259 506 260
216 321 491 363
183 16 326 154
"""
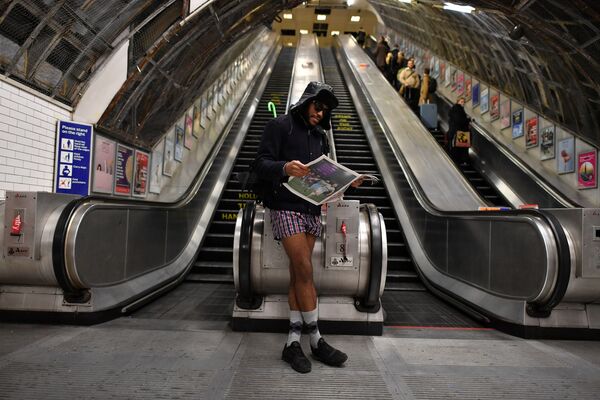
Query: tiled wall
0 78 71 200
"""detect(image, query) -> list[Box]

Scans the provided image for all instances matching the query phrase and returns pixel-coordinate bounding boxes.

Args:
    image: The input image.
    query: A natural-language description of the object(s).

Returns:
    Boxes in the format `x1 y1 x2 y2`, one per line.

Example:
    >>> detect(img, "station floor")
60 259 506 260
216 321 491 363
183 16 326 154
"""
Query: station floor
2 283 600 399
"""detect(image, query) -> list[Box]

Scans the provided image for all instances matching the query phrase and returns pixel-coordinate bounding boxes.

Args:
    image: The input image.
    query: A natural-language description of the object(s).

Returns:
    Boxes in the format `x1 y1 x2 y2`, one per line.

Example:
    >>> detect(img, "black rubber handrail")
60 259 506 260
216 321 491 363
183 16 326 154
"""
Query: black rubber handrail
526 209 571 317
236 201 261 309
355 203 383 313
52 197 90 303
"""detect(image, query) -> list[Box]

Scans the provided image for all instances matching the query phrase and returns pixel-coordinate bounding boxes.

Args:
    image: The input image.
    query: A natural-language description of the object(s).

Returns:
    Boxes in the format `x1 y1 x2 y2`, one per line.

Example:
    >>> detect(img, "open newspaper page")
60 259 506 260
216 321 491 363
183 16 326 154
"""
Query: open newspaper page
283 155 378 206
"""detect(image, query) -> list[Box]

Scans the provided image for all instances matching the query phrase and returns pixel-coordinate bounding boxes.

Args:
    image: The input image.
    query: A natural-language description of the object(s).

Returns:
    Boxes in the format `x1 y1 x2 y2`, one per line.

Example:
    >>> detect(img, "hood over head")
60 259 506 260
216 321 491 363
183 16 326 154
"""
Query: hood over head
289 81 338 130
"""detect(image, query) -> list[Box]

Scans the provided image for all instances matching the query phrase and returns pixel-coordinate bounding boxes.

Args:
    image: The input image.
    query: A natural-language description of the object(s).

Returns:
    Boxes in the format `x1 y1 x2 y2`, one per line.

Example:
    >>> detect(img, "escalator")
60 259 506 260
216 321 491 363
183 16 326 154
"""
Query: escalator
188 47 296 283
320 47 419 291
425 111 510 207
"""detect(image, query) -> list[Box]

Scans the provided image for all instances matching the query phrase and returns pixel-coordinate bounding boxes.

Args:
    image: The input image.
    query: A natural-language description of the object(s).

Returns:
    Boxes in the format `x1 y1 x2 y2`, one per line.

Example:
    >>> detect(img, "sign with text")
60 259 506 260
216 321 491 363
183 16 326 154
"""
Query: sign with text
55 121 93 196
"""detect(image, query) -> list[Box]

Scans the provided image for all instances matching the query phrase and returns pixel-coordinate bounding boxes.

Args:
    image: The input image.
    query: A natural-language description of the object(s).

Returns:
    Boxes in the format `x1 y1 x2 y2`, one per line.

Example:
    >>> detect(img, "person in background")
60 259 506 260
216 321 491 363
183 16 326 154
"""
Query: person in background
419 67 433 105
254 82 360 374
356 27 366 48
386 44 402 89
374 36 389 73
447 96 471 165
398 58 420 111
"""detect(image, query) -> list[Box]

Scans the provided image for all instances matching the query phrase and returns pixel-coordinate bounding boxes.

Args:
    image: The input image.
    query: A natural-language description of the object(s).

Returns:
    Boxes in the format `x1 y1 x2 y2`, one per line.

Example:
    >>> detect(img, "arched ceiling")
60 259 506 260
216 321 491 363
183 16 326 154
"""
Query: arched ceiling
0 0 598 148
368 0 600 147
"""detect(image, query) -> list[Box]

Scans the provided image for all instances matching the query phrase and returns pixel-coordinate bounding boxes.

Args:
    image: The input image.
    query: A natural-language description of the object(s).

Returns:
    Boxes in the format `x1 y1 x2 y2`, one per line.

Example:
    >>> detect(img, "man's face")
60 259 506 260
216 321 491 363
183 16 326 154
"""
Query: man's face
307 100 329 126
407 60 414 69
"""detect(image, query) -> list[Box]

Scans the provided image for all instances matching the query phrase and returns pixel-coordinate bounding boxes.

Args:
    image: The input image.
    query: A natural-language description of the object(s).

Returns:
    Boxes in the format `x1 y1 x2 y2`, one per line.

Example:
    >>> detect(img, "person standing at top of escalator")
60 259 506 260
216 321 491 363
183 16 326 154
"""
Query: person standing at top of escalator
374 36 389 73
448 96 471 165
254 81 363 374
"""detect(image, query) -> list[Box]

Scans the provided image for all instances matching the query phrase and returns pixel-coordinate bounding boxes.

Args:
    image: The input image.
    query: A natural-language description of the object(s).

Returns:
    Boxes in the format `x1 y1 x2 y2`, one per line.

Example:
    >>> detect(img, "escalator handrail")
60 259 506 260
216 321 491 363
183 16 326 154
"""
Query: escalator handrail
52 35 282 296
334 36 571 315
436 95 580 208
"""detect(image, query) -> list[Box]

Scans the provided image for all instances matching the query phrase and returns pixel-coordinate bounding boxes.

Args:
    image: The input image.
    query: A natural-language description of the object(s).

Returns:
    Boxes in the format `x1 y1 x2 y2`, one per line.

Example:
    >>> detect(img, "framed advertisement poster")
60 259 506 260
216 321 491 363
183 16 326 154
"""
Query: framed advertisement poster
472 83 480 107
456 72 464 95
133 150 149 198
439 62 446 83
163 129 175 177
193 102 201 138
578 150 597 189
149 139 163 194
500 101 511 129
480 88 489 113
114 144 134 196
184 111 193 149
557 137 575 174
489 93 500 120
540 126 555 160
464 78 472 101
525 116 539 148
445 65 452 87
512 109 524 139
433 59 440 79
92 135 116 194
174 124 184 162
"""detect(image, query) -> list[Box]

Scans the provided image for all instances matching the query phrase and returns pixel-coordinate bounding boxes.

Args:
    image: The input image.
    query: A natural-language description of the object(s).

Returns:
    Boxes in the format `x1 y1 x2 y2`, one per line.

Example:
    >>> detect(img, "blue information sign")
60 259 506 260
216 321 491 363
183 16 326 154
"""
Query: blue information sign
54 121 93 196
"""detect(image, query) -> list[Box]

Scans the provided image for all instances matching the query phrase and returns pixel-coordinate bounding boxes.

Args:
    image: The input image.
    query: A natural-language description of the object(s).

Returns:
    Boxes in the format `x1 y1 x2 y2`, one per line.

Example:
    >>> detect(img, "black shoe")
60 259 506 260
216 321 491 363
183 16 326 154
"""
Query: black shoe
311 338 348 366
282 341 311 373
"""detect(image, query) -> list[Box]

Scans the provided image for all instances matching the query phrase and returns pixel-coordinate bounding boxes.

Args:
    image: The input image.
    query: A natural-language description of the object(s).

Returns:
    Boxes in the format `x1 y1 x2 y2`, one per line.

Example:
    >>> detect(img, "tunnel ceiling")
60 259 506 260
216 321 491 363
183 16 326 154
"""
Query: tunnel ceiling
368 0 600 147
0 1 599 148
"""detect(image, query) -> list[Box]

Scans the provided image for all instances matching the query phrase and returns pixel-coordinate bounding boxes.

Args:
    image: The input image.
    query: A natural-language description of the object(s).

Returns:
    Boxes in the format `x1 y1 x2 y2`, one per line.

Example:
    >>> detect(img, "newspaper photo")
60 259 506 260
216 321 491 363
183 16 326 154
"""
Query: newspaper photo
283 155 379 205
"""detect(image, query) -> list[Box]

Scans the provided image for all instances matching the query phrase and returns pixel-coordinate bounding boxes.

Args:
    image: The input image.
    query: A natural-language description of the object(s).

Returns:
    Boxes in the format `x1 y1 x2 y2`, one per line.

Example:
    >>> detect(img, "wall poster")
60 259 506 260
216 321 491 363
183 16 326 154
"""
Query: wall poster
174 124 184 162
193 102 201 138
500 101 511 129
578 150 597 189
92 135 116 194
472 83 480 107
54 120 93 196
149 139 163 194
489 93 500 120
439 62 446 83
184 110 194 149
512 109 524 139
480 88 489 114
525 116 539 148
540 126 555 161
456 71 465 95
464 78 472 101
444 64 452 87
163 129 175 177
557 136 575 174
114 144 134 196
133 150 149 198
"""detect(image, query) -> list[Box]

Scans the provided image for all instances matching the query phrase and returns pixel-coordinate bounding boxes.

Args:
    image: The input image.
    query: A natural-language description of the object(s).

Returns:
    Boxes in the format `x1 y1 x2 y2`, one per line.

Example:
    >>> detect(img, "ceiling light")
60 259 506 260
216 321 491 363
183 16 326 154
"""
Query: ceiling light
331 31 340 36
299 29 309 34
347 0 355 5
398 0 412 3
283 13 293 19
443 2 475 13
351 16 360 22
317 14 327 21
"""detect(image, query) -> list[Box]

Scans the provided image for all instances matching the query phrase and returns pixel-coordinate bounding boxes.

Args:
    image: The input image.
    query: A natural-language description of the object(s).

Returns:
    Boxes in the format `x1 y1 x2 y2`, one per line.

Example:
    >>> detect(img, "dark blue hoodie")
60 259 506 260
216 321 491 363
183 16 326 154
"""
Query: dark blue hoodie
254 81 338 215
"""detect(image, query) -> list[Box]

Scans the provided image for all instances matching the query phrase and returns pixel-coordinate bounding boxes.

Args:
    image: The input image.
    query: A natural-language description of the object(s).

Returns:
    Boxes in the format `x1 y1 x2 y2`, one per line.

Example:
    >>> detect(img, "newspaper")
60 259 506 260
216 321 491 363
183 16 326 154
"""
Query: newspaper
283 155 379 205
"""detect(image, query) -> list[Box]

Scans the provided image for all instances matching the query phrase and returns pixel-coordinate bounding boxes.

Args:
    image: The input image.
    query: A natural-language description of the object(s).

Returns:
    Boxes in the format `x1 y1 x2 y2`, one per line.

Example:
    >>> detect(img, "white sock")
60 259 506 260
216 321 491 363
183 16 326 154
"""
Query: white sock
286 310 303 346
302 307 322 349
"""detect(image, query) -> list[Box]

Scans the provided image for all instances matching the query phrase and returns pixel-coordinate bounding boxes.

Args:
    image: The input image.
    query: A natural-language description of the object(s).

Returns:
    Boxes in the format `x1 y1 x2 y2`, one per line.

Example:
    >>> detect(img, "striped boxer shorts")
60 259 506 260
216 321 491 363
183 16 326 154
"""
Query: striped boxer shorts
270 209 322 240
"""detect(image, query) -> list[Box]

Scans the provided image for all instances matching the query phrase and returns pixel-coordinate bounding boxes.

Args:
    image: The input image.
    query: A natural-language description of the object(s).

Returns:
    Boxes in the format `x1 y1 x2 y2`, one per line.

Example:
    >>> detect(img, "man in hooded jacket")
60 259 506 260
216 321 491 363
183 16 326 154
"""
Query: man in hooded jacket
254 82 351 373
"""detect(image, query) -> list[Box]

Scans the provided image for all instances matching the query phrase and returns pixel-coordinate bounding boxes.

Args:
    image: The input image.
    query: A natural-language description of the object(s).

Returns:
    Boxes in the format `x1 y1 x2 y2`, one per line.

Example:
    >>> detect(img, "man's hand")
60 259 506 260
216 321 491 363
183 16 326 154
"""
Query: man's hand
351 177 364 188
285 160 309 177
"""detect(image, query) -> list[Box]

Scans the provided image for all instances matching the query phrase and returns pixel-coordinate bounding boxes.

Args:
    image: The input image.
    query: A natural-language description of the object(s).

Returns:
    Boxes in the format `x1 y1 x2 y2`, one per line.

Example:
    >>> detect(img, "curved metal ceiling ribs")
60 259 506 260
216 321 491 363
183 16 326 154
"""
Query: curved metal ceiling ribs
368 0 600 147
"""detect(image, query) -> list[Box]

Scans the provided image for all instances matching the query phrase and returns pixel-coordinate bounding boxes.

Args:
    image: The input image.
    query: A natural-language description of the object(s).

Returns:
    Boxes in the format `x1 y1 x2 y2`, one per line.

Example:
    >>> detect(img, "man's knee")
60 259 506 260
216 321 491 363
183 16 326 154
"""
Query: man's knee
292 259 313 285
